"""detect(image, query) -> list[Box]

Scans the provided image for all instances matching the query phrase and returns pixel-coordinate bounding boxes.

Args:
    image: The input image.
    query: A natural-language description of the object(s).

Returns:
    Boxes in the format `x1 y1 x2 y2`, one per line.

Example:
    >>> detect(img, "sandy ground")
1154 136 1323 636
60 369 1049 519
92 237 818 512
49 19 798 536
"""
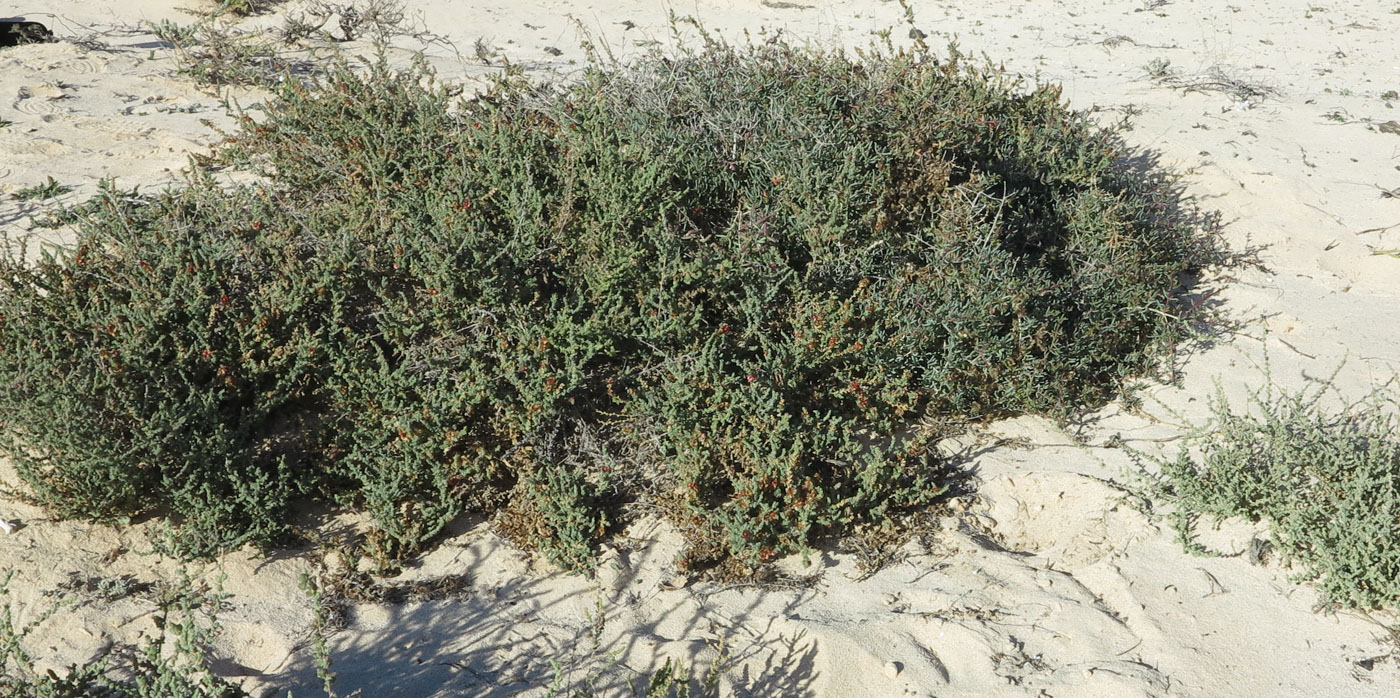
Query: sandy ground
2 0 1400 696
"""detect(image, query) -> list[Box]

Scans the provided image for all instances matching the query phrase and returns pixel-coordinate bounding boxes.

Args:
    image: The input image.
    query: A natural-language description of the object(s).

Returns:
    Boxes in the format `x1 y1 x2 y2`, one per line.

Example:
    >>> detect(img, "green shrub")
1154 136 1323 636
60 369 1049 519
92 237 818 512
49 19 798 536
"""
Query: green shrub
0 36 1211 572
1158 378 1400 611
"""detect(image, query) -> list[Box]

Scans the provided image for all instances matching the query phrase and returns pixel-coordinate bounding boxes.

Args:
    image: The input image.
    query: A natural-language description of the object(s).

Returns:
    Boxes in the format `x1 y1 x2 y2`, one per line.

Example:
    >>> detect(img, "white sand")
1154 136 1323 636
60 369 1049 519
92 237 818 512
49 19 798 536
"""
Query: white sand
2 0 1399 696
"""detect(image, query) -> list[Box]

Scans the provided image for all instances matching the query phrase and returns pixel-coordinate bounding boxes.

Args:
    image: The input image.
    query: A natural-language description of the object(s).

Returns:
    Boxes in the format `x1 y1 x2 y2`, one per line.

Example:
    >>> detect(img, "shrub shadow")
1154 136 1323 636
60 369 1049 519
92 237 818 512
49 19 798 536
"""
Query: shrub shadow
265 530 824 697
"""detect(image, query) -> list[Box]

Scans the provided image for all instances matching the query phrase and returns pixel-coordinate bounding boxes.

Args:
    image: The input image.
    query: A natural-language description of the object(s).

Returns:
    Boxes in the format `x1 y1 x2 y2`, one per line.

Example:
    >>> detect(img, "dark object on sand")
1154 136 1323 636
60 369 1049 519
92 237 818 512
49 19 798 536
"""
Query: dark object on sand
1 20 54 47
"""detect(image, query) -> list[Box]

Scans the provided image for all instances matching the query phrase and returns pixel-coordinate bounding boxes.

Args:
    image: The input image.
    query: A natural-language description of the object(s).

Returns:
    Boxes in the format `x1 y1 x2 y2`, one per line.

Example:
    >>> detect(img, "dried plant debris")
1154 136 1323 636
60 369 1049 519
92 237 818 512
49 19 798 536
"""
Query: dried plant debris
1143 58 1278 101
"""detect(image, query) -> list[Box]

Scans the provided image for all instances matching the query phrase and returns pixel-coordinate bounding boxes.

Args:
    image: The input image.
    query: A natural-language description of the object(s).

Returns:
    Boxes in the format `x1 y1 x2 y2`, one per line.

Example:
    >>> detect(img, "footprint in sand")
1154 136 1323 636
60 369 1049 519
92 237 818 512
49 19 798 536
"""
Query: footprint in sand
71 116 158 142
974 472 1151 570
13 83 75 116
0 132 73 156
35 54 110 75
8 40 112 74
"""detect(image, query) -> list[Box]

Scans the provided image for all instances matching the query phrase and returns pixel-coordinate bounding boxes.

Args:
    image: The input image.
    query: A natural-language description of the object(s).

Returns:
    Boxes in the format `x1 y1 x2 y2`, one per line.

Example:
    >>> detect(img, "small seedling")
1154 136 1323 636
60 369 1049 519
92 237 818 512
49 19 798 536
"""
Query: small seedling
1143 57 1174 79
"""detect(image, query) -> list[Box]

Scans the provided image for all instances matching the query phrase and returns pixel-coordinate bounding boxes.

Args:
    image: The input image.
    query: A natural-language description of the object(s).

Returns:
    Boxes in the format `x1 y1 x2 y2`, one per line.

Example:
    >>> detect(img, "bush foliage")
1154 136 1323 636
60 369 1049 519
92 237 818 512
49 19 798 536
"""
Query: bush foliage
0 37 1209 572
1160 379 1400 611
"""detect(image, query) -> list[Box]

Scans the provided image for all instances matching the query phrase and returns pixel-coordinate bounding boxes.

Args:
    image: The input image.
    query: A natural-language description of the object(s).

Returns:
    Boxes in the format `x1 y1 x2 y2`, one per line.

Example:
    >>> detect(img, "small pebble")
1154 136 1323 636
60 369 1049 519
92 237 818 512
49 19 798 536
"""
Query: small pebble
884 661 903 678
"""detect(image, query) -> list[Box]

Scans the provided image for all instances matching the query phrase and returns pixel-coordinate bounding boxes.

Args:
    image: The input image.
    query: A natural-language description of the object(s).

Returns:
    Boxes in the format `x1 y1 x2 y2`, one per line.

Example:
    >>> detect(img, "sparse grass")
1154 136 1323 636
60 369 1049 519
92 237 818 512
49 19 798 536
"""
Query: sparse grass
299 570 345 698
0 570 249 698
1155 370 1400 611
11 176 71 202
152 0 448 88
3 553 721 697
538 592 728 698
289 535 725 697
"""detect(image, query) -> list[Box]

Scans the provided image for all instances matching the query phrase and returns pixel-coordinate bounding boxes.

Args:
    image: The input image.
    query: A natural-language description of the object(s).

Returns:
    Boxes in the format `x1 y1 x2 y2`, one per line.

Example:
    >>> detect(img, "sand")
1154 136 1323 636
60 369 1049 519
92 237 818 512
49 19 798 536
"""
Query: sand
1 0 1398 696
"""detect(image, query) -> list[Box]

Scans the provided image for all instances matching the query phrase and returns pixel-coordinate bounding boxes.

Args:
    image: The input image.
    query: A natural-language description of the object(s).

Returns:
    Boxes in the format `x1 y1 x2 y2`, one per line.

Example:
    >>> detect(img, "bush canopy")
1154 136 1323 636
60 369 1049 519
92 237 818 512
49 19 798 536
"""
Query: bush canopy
0 37 1210 572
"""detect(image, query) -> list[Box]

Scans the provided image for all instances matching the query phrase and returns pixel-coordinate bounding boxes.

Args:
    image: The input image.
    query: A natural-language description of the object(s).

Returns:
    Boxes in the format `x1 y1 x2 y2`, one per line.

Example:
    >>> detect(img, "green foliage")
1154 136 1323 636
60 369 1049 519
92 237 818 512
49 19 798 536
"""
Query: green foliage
0 36 1210 572
11 177 71 202
638 659 691 698
150 15 288 87
1159 378 1400 611
297 572 341 698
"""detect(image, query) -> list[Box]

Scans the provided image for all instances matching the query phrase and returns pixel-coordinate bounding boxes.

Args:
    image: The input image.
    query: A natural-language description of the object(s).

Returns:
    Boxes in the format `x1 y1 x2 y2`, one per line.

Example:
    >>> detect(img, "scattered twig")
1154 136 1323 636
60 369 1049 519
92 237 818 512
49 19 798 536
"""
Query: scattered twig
1357 221 1400 236
1277 338 1317 360
1303 202 1344 226
1143 59 1277 101
1199 568 1227 597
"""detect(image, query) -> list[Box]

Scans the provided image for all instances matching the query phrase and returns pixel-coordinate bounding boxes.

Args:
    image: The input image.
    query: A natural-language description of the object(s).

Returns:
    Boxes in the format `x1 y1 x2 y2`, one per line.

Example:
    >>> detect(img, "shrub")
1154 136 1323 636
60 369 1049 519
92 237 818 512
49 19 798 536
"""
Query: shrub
1157 377 1400 611
0 36 1210 572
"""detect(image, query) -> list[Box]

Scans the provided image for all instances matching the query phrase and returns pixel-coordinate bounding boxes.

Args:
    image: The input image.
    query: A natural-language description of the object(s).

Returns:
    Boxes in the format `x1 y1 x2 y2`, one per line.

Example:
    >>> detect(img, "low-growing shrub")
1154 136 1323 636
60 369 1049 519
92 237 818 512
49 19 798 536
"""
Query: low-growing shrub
1158 377 1400 611
0 34 1212 572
